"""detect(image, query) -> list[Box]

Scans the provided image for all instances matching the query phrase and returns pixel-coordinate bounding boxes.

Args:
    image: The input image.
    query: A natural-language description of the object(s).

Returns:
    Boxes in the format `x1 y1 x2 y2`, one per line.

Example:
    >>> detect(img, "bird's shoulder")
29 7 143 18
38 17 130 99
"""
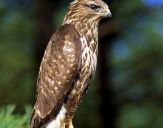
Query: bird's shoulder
51 24 81 45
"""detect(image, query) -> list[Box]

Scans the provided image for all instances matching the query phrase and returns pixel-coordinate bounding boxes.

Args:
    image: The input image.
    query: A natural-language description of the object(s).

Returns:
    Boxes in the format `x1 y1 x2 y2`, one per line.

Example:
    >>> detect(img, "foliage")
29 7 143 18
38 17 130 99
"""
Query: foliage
0 0 34 106
111 4 163 128
0 105 31 128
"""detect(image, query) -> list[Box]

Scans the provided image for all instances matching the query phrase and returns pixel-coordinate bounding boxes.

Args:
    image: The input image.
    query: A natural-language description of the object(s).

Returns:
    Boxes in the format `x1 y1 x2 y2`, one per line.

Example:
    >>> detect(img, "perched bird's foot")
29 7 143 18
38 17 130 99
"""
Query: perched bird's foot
65 121 74 128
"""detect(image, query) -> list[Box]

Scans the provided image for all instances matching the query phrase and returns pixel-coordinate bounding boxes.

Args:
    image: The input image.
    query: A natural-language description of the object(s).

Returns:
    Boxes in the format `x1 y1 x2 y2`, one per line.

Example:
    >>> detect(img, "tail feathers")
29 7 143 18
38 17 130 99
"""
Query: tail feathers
30 109 45 128
30 108 74 128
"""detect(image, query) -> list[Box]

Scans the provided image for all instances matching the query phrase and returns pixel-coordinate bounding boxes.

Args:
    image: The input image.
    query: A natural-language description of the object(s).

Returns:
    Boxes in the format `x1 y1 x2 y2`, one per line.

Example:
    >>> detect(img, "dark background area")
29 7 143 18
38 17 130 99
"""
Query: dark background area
0 0 163 128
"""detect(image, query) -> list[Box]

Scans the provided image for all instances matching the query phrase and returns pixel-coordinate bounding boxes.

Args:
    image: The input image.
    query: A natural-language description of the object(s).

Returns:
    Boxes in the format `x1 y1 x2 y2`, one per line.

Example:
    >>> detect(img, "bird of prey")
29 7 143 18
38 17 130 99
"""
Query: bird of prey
30 0 111 128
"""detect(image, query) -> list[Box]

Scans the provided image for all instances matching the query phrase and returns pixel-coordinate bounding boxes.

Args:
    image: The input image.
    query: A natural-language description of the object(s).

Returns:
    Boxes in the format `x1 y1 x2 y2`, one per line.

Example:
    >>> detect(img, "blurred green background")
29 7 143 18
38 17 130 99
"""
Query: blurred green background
0 0 163 128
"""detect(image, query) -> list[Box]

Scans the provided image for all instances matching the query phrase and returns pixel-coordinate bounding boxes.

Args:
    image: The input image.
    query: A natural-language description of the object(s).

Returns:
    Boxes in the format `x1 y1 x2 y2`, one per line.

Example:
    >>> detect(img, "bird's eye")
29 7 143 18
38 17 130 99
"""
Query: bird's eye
90 4 100 11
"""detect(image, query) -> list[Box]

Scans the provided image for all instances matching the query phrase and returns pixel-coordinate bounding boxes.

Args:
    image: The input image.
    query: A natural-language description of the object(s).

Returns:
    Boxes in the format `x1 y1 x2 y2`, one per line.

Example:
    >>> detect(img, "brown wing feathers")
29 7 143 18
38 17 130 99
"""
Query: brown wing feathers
30 24 81 128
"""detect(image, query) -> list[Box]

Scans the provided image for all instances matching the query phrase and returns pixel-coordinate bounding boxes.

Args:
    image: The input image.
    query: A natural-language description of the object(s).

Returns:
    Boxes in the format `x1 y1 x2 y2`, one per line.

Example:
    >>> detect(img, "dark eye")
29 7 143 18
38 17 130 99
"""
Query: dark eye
90 4 100 11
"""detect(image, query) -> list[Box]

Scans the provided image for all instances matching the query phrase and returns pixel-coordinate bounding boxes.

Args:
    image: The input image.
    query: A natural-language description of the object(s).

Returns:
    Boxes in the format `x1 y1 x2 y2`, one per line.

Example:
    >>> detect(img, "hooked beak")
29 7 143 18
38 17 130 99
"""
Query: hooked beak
105 9 112 18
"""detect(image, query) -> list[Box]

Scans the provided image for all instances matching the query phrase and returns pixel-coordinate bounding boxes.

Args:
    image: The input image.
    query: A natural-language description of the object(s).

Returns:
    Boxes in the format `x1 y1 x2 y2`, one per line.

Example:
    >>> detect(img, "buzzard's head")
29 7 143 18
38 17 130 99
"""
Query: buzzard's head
65 0 111 24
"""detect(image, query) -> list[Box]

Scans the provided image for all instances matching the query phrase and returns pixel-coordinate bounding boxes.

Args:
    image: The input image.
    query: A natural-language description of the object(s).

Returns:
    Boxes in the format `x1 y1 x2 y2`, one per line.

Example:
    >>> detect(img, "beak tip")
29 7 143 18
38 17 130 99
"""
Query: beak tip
106 12 112 17
105 9 112 18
